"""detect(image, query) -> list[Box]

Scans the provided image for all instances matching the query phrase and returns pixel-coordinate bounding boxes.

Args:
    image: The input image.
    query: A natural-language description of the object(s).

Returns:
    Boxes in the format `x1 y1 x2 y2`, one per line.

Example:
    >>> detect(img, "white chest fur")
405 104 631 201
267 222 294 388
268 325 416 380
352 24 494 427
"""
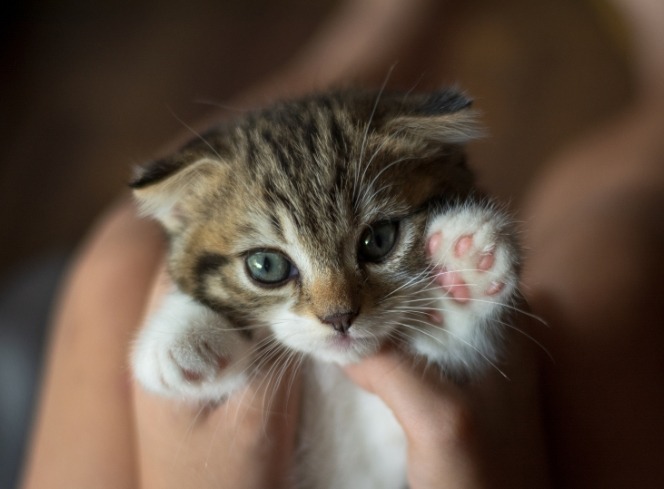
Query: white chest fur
296 361 407 489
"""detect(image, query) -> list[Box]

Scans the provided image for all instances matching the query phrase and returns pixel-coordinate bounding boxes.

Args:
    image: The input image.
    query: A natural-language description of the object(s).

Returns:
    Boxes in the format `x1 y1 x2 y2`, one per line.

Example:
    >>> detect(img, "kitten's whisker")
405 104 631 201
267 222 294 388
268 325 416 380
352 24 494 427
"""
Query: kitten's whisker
493 319 554 362
363 155 421 203
234 334 281 366
237 347 288 425
256 351 289 419
354 65 395 209
431 297 547 326
167 108 224 162
354 137 396 212
193 99 252 113
394 318 510 380
356 180 395 212
258 345 304 418
173 401 209 467
391 301 513 324
284 354 306 412
381 271 437 301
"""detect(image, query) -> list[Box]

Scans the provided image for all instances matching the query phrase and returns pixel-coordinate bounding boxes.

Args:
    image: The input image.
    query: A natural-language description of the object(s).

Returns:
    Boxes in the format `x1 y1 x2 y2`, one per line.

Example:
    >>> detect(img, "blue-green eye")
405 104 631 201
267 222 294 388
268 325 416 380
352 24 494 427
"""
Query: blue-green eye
358 220 399 263
246 251 295 285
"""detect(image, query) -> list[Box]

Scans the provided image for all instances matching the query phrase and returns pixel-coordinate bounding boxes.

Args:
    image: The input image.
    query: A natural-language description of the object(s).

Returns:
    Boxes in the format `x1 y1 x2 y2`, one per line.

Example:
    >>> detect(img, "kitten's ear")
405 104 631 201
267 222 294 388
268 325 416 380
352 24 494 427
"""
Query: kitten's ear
383 89 483 148
130 156 224 232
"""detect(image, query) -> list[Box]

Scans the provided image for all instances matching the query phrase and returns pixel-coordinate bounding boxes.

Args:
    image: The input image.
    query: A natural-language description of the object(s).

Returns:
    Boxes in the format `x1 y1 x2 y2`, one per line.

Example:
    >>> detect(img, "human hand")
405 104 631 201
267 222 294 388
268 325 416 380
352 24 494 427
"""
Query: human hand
344 315 551 489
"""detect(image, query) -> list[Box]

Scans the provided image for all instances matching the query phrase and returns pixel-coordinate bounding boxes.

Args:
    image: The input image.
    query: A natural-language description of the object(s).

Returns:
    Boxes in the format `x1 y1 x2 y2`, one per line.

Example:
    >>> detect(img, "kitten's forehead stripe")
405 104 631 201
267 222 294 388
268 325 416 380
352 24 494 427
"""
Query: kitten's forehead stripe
322 101 347 154
244 132 260 172
261 128 293 178
303 114 320 158
268 211 285 240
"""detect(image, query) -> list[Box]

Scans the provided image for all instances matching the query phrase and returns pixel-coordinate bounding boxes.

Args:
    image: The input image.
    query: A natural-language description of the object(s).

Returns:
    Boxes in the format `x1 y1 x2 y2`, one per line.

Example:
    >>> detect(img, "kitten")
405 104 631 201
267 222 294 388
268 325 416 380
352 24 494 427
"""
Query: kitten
130 88 519 488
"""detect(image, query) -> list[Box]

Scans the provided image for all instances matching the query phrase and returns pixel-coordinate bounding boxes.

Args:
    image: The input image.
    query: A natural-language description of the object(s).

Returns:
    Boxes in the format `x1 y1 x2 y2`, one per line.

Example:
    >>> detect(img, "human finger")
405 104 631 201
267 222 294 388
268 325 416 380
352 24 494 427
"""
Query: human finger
343 311 551 489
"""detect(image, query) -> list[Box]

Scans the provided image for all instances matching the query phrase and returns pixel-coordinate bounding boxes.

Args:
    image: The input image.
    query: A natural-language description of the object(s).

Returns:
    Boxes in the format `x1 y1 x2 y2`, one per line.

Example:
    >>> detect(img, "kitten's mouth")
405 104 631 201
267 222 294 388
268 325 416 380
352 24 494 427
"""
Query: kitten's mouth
329 333 354 349
274 322 381 363
325 333 378 356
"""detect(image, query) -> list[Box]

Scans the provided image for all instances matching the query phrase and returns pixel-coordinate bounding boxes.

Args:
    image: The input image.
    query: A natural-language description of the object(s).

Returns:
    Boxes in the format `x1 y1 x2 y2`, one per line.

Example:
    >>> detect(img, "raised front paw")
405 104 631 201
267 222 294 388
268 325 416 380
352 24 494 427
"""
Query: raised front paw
132 289 249 401
426 204 519 317
407 203 520 373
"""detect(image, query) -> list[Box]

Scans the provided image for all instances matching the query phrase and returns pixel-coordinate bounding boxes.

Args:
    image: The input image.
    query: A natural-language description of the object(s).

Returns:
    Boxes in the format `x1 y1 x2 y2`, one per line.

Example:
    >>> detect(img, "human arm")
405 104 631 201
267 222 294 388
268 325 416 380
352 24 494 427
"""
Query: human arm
19 200 301 489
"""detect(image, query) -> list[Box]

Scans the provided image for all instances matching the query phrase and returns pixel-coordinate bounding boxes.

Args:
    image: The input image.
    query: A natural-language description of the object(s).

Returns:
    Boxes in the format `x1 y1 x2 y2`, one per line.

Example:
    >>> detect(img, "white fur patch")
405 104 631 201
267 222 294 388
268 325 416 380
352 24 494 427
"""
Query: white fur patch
132 288 251 401
297 362 407 489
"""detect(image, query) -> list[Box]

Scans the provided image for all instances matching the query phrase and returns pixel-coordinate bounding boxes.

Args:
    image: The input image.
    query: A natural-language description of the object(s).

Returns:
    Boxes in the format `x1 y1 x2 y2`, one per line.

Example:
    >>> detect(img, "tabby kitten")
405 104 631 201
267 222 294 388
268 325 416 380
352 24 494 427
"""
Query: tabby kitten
130 88 519 488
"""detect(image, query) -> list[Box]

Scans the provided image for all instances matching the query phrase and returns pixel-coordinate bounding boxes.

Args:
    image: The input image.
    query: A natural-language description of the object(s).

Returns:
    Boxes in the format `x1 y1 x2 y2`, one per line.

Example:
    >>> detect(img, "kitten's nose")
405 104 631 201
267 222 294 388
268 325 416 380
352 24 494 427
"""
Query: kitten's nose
320 311 358 334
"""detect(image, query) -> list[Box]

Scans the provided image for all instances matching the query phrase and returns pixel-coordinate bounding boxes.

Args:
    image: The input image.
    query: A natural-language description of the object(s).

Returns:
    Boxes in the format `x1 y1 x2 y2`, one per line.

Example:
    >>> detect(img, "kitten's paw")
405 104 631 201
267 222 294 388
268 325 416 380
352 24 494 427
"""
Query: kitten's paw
408 203 519 372
426 204 518 316
426 205 518 316
132 289 249 401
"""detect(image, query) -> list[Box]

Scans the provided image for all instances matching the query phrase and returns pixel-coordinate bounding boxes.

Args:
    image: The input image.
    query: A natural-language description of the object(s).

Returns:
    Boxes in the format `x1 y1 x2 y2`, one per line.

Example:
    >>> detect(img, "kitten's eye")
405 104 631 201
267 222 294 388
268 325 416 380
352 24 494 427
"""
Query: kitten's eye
246 251 294 285
358 221 399 263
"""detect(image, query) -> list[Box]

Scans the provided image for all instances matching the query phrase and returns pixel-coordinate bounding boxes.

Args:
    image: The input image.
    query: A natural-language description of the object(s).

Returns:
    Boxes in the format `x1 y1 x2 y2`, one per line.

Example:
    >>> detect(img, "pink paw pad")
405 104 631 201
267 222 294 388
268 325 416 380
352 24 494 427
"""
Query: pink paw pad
427 227 510 305
478 251 495 271
427 231 442 257
200 341 230 370
426 309 444 325
424 208 517 331
485 281 505 296
182 369 204 382
454 235 473 258
434 268 471 303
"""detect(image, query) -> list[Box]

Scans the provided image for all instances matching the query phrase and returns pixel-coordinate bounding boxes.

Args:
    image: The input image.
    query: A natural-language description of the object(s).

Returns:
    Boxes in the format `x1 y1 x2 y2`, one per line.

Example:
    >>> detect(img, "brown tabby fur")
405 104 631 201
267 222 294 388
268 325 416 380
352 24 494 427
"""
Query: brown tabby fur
131 89 480 341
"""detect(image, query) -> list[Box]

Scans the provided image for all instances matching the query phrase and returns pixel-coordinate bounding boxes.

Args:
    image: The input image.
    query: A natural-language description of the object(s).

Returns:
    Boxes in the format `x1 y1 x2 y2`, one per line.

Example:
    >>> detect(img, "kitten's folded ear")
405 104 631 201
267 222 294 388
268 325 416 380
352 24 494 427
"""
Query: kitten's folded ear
130 156 225 232
381 89 484 149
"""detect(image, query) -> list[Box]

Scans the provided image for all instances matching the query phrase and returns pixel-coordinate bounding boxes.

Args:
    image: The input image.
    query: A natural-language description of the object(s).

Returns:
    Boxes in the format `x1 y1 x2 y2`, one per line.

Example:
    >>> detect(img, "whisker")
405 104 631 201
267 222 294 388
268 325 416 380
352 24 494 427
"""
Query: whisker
354 64 395 208
390 303 552 361
167 108 224 162
394 318 509 380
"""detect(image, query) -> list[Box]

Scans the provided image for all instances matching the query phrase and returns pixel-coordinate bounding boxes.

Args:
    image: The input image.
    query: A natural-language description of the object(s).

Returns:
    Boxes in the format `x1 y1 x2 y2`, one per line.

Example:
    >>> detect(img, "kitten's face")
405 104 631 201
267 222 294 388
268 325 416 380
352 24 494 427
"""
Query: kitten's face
133 90 479 363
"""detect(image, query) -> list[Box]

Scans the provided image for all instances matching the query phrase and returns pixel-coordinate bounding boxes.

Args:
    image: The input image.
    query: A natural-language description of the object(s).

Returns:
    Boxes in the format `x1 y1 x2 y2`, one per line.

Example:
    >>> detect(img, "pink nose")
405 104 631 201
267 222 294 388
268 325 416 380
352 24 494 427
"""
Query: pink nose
320 311 358 334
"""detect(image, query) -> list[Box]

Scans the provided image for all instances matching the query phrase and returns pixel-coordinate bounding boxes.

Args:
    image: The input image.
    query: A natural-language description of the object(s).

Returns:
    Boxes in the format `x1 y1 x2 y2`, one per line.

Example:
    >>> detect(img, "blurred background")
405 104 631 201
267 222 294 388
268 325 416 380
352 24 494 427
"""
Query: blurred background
0 0 633 486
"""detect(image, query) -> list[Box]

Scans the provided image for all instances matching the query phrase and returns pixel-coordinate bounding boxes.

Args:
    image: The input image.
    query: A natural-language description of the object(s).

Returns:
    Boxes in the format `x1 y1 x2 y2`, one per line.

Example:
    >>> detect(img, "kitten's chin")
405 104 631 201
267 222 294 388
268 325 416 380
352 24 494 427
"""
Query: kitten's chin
308 335 382 365
268 317 383 364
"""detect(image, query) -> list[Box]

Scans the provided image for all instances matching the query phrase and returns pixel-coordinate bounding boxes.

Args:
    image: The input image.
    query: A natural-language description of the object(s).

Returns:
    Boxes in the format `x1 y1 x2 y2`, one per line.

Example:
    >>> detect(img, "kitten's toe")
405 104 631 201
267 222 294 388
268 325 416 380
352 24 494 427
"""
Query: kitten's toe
135 335 228 397
166 338 229 386
136 332 249 401
132 290 250 401
428 235 506 303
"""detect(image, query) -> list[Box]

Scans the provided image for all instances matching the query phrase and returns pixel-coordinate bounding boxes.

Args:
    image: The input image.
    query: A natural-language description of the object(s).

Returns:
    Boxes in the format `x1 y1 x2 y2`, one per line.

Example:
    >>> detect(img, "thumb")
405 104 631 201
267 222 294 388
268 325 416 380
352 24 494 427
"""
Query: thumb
343 348 470 444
